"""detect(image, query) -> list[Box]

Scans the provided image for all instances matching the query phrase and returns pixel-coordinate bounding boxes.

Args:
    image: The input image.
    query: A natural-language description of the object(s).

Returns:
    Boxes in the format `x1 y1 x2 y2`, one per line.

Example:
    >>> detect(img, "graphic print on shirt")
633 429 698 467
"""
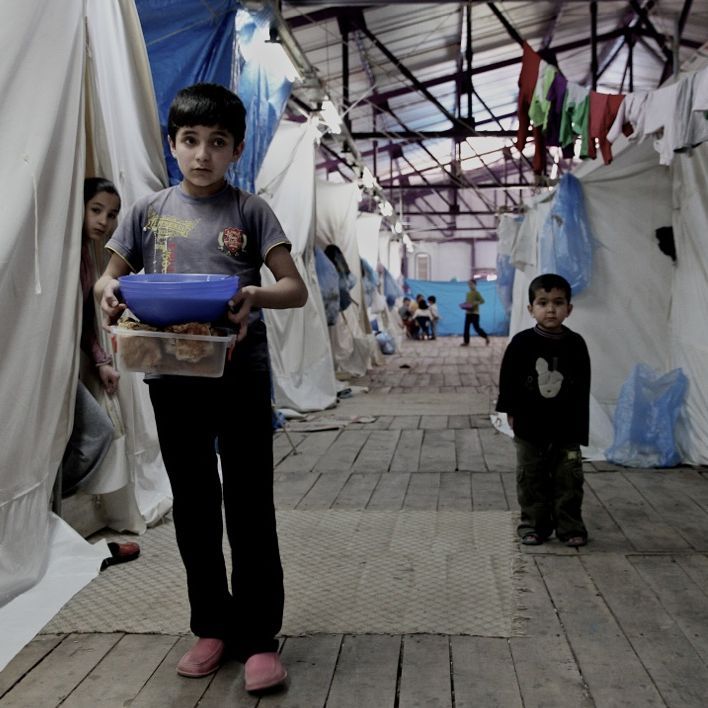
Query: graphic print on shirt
218 227 248 258
144 208 198 272
536 356 563 398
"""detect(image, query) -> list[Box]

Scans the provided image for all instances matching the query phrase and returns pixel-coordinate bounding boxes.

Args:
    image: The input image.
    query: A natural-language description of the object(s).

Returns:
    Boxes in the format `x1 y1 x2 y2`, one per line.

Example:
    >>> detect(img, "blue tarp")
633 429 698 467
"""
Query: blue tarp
229 7 293 192
405 279 510 337
136 0 240 186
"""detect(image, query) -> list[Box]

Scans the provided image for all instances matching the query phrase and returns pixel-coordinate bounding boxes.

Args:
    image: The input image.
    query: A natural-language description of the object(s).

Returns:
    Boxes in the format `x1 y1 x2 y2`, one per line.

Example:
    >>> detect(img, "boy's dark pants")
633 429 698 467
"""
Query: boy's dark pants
463 313 488 343
148 368 283 658
514 437 587 541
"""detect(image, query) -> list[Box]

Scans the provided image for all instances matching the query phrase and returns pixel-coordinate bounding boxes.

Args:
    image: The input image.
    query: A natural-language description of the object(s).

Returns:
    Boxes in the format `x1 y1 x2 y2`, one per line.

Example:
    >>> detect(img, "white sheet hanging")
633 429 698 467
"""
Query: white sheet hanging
81 0 172 533
505 138 674 455
0 0 87 609
671 143 708 464
315 180 377 378
256 120 337 411
0 0 172 670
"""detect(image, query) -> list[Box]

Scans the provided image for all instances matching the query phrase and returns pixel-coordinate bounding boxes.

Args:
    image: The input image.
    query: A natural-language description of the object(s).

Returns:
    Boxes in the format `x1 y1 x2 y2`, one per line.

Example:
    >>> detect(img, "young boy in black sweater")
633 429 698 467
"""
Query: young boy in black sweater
496 274 590 547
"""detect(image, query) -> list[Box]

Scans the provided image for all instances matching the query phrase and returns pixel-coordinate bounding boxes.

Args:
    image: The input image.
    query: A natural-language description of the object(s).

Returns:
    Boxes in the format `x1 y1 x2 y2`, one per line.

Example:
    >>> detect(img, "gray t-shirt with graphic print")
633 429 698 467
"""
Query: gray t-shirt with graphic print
106 183 291 371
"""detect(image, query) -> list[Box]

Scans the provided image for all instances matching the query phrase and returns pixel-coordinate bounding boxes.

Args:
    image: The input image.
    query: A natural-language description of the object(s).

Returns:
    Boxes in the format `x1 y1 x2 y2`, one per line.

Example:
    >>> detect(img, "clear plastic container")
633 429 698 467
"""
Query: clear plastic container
111 326 235 378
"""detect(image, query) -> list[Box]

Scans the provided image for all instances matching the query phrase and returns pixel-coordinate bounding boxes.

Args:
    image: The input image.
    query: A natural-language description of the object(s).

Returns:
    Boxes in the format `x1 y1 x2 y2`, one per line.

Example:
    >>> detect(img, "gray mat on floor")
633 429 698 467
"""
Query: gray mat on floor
42 510 524 637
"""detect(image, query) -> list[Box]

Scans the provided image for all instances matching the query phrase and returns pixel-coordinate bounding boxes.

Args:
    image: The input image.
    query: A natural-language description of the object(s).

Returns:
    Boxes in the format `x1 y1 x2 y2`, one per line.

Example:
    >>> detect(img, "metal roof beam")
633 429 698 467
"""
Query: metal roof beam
541 1 565 50
629 0 674 62
366 28 626 107
380 182 545 190
350 15 476 134
486 3 524 47
350 129 514 139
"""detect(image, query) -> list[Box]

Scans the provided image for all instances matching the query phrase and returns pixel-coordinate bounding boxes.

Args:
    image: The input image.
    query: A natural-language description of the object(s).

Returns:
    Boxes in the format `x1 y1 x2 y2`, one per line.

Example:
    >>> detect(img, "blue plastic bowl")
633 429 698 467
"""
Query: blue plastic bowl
118 273 239 327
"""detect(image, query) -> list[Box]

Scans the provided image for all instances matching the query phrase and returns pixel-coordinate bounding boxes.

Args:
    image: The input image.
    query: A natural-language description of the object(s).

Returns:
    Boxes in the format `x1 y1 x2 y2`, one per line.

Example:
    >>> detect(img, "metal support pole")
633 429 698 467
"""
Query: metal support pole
590 0 598 90
341 25 351 133
673 13 680 79
465 1 473 121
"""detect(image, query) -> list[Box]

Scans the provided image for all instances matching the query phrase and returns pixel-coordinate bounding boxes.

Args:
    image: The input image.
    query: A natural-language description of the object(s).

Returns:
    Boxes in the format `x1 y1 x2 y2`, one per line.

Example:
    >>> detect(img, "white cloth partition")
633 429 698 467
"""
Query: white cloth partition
356 213 382 266
84 0 172 532
256 120 337 411
0 0 172 669
0 0 87 610
316 181 376 378
503 62 708 464
671 143 708 463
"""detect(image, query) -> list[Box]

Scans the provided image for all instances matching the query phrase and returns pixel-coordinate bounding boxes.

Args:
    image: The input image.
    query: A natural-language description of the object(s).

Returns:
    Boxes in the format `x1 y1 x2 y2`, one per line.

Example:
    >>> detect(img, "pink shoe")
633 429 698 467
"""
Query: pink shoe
176 637 225 677
244 652 287 692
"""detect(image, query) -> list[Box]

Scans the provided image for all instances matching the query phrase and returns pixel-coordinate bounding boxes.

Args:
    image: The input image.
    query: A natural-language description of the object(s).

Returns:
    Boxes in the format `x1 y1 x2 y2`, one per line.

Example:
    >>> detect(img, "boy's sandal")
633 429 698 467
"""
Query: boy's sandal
521 533 543 546
100 541 140 571
565 536 587 548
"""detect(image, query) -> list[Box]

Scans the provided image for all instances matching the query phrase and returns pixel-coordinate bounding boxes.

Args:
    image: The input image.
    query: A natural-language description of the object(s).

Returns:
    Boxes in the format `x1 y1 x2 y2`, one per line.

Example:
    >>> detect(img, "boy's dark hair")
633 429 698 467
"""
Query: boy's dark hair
168 83 246 144
528 273 572 305
428 295 436 303
84 177 120 209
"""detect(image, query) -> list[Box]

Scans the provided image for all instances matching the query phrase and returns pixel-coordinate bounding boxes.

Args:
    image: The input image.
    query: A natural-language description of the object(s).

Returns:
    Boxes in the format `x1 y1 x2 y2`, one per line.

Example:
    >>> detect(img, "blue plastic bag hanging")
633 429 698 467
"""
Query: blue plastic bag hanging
496 253 515 315
605 363 688 468
314 247 340 325
360 258 379 308
539 173 594 295
382 267 403 308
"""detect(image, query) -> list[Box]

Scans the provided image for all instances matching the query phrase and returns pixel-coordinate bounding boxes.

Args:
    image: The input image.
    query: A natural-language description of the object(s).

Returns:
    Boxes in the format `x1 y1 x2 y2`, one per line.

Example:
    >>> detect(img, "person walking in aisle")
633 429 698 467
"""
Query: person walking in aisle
460 278 490 345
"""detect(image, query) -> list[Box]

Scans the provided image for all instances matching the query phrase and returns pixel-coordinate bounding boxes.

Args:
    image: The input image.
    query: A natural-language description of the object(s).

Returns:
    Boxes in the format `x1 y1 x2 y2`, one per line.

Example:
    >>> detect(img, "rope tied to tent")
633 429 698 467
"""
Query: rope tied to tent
22 153 42 295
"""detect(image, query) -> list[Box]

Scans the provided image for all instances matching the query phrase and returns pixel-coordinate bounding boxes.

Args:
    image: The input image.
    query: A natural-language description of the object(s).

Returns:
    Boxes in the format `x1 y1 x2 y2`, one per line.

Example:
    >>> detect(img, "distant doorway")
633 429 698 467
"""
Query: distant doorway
415 253 430 280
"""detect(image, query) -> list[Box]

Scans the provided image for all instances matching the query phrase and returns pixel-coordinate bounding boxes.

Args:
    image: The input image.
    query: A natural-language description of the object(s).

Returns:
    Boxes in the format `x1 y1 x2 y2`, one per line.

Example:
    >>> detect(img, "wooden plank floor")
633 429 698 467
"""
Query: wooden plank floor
3 336 708 707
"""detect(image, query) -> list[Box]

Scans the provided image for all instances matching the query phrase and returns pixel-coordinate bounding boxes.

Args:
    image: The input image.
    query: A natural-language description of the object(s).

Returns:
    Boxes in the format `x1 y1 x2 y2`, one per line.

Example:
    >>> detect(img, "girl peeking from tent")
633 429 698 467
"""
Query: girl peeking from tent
81 178 121 394
59 179 141 567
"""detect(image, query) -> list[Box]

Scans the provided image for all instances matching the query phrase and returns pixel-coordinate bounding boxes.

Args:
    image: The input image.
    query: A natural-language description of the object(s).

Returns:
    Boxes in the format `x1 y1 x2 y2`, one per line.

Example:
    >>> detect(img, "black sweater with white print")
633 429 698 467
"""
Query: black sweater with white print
496 325 591 446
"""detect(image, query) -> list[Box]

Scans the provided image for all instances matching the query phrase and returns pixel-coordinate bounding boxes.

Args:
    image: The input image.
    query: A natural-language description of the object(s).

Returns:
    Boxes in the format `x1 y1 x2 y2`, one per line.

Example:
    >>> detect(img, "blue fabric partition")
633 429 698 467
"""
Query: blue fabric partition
405 278 510 337
136 0 240 185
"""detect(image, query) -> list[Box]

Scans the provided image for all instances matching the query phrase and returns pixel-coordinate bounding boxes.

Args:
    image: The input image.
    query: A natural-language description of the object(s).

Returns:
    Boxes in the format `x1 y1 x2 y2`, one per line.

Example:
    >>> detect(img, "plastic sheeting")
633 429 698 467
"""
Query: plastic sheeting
605 364 688 468
496 253 515 315
231 6 293 193
0 517 108 672
405 279 510 337
538 173 594 295
256 120 337 412
135 0 239 185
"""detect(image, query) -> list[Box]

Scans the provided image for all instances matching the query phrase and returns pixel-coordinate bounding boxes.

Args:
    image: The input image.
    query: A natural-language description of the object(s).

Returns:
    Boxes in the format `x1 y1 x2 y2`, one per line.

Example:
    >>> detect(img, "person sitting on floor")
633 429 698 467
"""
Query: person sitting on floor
413 298 433 340
398 296 420 339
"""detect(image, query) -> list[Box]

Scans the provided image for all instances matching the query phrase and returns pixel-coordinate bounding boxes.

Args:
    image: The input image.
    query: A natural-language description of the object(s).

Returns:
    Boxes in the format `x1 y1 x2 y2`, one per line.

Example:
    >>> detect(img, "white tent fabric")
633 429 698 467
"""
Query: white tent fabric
0 0 88 608
356 212 382 266
316 180 378 378
355 212 401 354
671 143 708 463
0 0 172 667
256 120 337 412
82 0 172 533
504 130 708 463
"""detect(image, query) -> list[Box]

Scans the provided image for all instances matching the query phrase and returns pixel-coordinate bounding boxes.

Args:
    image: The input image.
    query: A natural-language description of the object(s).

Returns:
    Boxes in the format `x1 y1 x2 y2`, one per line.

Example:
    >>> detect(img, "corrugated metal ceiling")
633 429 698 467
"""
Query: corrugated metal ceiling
276 1 708 240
